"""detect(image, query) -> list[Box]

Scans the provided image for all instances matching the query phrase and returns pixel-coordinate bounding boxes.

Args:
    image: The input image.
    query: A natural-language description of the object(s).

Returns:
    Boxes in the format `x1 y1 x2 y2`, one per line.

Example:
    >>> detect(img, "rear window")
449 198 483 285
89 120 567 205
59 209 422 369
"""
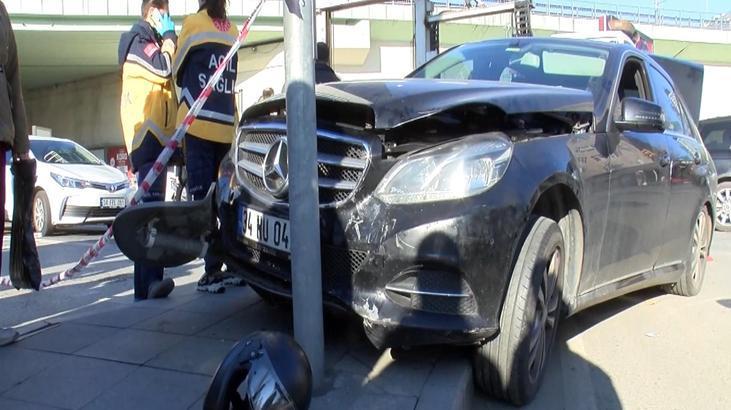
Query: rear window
699 120 731 152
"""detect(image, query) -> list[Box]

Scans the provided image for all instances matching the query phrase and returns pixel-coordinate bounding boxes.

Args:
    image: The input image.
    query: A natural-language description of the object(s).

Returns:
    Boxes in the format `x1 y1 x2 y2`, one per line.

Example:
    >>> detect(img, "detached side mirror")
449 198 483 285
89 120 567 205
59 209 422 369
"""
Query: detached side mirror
615 97 665 133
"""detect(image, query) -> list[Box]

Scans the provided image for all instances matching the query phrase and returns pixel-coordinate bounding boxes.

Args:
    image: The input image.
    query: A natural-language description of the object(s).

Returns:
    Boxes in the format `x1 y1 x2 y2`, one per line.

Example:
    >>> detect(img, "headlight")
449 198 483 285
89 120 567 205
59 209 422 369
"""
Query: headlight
51 173 91 189
375 134 512 205
216 148 237 205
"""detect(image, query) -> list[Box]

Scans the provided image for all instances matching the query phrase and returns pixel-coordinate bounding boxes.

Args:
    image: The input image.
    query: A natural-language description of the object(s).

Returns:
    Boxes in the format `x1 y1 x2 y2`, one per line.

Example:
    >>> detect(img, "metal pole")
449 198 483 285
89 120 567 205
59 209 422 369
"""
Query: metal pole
325 11 333 66
283 0 325 390
414 0 428 68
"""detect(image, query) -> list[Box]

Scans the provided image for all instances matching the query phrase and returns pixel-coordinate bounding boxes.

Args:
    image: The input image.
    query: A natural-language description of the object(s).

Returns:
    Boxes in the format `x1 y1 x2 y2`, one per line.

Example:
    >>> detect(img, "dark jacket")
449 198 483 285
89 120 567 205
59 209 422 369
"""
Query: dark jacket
118 20 177 156
174 10 238 144
0 1 29 154
315 61 340 84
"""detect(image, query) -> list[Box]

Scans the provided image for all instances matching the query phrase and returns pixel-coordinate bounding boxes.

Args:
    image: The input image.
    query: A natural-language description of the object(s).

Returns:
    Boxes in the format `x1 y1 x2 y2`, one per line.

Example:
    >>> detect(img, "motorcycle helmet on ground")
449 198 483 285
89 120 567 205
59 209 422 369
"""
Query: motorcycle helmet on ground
204 331 312 410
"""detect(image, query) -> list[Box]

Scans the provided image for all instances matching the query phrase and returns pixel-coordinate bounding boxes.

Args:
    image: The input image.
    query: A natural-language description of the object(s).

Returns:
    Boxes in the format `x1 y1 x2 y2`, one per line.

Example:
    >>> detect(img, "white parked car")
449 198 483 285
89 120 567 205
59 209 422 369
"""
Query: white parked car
4 136 134 236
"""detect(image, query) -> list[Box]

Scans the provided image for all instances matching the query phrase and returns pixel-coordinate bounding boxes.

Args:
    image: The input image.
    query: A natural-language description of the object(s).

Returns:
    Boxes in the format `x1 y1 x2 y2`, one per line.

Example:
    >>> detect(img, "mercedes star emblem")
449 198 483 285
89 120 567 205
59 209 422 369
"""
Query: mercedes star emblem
262 137 289 198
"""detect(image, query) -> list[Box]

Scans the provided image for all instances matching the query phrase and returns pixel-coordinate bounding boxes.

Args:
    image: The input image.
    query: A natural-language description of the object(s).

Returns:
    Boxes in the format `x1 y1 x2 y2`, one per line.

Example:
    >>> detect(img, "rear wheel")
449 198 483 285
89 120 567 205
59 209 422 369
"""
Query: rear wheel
473 216 564 406
665 206 711 297
32 190 54 237
715 182 731 232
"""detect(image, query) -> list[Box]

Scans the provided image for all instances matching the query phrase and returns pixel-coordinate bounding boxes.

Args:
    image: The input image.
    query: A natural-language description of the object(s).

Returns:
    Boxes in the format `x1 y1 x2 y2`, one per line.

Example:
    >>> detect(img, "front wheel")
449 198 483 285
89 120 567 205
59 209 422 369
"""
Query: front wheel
32 190 54 236
473 216 564 406
665 206 711 297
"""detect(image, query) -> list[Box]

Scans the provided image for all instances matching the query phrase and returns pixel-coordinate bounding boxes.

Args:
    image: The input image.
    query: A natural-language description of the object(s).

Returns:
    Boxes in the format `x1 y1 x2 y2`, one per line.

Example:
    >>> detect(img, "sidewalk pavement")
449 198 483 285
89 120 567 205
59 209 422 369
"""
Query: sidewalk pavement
0 281 473 410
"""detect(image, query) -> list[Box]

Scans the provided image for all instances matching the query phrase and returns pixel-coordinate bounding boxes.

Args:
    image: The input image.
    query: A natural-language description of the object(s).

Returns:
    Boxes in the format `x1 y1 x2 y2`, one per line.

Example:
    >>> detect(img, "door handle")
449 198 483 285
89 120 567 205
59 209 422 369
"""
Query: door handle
693 152 702 165
659 154 671 167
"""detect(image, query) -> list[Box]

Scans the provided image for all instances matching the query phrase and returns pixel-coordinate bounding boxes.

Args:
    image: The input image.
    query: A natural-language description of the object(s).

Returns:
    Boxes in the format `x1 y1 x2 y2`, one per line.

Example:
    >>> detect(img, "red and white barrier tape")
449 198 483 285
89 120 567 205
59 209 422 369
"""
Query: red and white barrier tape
1 0 267 291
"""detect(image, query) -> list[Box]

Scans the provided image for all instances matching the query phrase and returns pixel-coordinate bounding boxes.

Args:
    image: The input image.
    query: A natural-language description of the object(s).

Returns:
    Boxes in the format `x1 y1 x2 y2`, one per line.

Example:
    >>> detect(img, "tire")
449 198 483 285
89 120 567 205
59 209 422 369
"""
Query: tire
32 190 54 237
715 182 731 232
664 207 711 297
473 216 564 406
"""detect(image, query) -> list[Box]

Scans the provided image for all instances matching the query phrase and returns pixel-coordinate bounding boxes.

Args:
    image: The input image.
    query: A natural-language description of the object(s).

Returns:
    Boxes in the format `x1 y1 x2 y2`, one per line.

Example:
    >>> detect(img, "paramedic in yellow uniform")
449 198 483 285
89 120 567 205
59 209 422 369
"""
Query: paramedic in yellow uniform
175 0 238 293
118 0 177 300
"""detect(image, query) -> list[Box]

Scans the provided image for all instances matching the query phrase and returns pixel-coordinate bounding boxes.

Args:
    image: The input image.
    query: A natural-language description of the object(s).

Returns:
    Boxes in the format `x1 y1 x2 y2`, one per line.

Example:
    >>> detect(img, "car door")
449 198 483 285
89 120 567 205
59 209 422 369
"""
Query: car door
594 56 672 289
649 65 710 269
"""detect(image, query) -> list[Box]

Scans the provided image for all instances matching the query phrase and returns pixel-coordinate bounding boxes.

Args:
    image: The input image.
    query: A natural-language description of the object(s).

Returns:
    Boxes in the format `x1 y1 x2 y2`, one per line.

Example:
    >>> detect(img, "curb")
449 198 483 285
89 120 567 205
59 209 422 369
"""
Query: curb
416 355 473 410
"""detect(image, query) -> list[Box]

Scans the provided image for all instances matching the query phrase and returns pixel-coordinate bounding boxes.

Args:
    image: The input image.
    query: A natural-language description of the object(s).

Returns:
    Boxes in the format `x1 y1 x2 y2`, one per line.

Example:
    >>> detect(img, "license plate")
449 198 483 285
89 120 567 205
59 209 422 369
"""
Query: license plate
241 207 290 253
100 198 126 209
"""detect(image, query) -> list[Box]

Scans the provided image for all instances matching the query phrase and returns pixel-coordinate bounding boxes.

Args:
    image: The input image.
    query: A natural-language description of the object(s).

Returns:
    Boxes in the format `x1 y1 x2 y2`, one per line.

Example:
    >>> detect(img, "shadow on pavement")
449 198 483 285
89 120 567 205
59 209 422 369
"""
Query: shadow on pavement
0 231 204 328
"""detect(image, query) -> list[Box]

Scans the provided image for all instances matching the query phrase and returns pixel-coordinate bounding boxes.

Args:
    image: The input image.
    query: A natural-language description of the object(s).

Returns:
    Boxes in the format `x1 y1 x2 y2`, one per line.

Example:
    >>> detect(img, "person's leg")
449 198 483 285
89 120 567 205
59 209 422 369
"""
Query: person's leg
130 138 170 300
202 141 232 274
0 145 18 345
185 135 230 292
0 144 6 270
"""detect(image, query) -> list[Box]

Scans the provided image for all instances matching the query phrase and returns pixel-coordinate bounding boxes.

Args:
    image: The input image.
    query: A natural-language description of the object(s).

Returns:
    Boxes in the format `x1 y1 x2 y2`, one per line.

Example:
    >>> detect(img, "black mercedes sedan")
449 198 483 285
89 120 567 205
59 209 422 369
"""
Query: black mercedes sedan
120 37 715 405
699 116 731 231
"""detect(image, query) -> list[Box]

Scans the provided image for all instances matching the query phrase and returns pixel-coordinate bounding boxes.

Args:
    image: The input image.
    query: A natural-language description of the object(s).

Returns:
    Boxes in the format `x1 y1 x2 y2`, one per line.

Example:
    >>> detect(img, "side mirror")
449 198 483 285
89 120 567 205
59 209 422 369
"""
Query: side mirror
615 97 665 133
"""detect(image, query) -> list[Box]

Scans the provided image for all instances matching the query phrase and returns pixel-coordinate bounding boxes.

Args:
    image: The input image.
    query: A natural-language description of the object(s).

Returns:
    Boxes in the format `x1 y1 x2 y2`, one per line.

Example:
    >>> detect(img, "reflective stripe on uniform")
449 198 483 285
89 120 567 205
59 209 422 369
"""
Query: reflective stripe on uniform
173 31 236 75
131 119 170 151
179 88 235 124
127 52 172 79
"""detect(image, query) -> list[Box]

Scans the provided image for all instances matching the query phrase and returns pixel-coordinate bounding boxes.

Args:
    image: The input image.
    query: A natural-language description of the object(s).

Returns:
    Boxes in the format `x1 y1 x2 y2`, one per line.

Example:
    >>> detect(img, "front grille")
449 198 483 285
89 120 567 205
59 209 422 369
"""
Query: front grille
236 123 370 207
239 244 368 288
62 205 121 219
386 270 478 316
89 182 129 193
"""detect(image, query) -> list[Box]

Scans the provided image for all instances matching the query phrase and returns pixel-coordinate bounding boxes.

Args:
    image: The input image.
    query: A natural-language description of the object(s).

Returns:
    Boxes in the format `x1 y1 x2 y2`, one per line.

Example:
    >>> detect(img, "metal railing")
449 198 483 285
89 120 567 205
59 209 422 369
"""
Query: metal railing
528 0 730 30
8 0 729 31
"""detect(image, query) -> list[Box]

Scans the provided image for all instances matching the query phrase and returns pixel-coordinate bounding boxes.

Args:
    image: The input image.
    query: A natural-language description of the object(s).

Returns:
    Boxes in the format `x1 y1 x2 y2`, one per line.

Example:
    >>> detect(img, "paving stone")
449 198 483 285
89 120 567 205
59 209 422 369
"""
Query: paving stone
16 323 120 354
195 302 293 341
129 291 201 310
146 336 236 376
3 356 136 409
71 305 169 328
0 347 65 394
81 366 209 410
176 287 260 315
0 397 62 410
351 393 418 410
365 350 435 397
333 353 372 376
188 395 205 410
76 328 183 364
132 309 231 336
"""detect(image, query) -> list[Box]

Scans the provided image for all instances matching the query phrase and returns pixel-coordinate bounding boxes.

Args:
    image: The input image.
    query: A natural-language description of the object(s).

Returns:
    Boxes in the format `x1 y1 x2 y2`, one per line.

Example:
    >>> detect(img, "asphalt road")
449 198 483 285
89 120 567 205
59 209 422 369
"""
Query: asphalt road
1 226 730 409
474 231 731 409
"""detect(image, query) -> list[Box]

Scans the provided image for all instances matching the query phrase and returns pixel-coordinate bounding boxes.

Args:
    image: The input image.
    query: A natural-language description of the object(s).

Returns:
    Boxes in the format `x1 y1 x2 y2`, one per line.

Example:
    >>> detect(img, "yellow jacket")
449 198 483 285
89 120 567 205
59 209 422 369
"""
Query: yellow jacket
118 21 177 154
174 11 239 144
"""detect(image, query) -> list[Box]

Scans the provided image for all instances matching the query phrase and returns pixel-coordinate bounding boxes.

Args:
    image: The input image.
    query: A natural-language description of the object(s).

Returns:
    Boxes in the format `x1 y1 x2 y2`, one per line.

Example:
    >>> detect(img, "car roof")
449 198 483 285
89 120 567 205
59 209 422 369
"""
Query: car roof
461 36 628 53
699 116 731 126
29 135 75 143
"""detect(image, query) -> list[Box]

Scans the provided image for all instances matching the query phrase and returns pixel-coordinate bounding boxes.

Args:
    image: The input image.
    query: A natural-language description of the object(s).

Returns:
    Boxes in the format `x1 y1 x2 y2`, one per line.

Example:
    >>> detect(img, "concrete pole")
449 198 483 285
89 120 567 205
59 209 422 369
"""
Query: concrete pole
283 0 325 390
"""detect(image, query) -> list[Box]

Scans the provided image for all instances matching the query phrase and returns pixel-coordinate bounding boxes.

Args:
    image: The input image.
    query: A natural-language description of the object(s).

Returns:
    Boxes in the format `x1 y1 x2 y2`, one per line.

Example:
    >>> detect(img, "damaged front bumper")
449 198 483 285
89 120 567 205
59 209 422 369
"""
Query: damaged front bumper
217 177 529 348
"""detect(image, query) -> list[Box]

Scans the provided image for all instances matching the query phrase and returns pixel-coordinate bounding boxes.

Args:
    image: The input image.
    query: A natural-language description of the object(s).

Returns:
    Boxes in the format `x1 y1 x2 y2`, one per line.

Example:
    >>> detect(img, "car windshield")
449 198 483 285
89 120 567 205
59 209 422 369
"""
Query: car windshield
409 42 609 92
30 139 103 165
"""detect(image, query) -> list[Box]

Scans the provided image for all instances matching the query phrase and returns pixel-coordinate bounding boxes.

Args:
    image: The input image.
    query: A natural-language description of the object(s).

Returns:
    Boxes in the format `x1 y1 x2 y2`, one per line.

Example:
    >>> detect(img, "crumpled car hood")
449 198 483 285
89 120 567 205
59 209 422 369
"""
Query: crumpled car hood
244 79 594 130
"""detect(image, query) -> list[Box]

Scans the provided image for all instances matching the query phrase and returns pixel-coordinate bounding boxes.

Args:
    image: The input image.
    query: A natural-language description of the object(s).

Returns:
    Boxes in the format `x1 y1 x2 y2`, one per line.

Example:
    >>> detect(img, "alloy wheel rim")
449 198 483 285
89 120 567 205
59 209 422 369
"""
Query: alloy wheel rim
716 188 731 228
34 197 45 232
528 248 561 383
690 211 707 282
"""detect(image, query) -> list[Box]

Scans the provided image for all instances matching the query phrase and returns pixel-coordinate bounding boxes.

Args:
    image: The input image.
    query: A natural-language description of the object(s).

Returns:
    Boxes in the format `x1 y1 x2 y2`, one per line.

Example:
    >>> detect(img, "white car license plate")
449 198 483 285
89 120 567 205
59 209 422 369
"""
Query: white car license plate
100 198 126 209
241 207 290 253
